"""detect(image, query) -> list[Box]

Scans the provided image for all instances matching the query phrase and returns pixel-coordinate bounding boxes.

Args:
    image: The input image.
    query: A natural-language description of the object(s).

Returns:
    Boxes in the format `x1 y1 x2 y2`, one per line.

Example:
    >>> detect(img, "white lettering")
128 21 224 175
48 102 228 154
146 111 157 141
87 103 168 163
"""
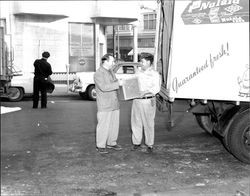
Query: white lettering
221 16 244 23
192 0 241 12
209 2 216 8
200 2 210 10
233 0 240 4
216 0 221 6
220 0 228 5
188 1 202 13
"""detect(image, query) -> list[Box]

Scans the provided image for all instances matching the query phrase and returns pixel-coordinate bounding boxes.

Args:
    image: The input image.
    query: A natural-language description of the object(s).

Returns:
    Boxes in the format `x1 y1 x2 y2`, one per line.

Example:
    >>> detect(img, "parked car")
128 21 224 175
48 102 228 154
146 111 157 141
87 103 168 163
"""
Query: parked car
8 72 34 101
69 62 141 101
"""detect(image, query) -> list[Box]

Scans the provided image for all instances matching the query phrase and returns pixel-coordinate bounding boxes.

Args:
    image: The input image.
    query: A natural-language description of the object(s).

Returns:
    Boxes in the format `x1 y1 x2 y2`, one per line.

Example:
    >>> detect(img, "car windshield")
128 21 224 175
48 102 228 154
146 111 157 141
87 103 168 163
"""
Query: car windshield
113 63 140 73
116 66 135 74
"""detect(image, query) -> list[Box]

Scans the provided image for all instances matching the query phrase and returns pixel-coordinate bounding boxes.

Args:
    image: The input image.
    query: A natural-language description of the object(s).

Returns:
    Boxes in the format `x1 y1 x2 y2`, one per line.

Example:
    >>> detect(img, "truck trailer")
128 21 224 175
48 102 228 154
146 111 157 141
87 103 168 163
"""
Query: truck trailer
155 0 249 163
0 20 23 101
0 23 13 99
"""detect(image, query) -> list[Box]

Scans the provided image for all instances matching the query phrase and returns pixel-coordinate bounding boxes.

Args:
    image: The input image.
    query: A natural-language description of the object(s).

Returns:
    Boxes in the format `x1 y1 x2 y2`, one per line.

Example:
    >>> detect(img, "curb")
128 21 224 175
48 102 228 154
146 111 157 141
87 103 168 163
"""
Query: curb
48 93 79 97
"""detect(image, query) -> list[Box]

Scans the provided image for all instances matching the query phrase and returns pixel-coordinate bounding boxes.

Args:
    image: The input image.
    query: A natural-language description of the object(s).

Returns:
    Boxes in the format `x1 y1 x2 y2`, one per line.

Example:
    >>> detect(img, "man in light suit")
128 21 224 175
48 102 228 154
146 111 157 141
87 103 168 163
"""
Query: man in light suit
94 54 123 154
131 53 161 153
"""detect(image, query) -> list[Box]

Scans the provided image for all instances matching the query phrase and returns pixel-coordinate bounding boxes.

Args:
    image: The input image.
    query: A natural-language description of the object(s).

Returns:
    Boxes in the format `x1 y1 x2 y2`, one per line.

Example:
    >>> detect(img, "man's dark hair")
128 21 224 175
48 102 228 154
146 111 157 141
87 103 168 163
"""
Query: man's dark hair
101 53 113 64
140 52 154 64
42 51 50 58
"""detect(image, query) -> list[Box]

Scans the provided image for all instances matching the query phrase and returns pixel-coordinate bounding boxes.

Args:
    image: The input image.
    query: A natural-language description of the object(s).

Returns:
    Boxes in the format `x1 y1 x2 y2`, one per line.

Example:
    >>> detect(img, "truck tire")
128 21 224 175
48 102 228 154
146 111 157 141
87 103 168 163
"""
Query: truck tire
225 110 250 164
8 87 24 102
195 114 214 134
87 85 96 101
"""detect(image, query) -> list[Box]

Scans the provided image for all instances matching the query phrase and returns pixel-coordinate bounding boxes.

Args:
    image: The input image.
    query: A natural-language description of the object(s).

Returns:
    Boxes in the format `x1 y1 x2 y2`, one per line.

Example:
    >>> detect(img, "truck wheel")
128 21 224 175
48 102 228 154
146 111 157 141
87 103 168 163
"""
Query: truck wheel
195 114 214 134
87 85 96 101
225 111 250 164
8 87 24 102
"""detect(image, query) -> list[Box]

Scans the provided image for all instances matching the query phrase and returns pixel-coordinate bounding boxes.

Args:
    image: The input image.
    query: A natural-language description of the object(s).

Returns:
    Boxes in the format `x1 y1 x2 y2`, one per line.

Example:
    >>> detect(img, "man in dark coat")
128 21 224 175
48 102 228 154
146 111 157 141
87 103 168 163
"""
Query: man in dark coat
94 54 123 154
33 51 53 109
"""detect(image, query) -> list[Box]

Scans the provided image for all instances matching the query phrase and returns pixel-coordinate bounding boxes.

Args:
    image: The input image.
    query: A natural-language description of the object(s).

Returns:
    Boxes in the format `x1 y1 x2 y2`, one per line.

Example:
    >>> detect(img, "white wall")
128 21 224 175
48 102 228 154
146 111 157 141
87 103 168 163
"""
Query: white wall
14 16 69 72
1 1 147 72
95 1 140 19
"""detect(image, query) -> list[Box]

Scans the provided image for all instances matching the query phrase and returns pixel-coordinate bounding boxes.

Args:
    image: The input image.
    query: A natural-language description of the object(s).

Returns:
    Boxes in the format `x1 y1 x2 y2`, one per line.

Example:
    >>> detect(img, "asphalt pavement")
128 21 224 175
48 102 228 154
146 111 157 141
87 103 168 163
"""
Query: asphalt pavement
48 84 79 97
1 97 250 196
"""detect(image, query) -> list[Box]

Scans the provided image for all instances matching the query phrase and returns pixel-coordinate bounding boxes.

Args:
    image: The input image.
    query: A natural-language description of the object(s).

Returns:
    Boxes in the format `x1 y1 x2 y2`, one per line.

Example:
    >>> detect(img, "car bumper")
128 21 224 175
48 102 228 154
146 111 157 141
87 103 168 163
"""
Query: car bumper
69 82 83 93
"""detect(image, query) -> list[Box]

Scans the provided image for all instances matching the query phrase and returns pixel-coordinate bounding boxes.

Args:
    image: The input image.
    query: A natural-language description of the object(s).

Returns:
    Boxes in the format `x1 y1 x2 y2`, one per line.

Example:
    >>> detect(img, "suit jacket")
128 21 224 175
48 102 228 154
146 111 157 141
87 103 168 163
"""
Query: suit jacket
94 66 119 112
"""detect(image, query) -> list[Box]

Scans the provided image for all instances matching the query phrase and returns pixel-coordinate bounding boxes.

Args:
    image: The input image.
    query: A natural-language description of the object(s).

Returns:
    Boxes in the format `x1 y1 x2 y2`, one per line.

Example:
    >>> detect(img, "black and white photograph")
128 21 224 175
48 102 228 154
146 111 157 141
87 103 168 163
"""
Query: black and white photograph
1 0 249 195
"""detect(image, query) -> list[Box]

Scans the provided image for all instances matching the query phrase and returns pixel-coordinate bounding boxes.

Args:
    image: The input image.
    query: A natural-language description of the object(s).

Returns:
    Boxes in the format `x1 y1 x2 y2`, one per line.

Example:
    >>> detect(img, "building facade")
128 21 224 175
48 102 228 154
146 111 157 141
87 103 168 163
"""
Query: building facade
106 3 157 62
0 1 143 73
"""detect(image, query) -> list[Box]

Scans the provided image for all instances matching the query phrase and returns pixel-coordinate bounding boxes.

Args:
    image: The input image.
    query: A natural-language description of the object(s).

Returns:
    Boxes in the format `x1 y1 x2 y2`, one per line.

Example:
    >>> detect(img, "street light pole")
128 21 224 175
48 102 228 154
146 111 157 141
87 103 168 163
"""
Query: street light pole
117 26 120 60
153 1 161 70
133 24 138 62
65 64 69 93
113 26 116 58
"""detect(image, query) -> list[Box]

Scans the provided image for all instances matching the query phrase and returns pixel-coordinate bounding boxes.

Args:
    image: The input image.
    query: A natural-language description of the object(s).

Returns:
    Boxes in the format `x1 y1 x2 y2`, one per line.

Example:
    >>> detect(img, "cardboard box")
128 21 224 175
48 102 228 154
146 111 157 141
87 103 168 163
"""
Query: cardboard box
118 76 141 100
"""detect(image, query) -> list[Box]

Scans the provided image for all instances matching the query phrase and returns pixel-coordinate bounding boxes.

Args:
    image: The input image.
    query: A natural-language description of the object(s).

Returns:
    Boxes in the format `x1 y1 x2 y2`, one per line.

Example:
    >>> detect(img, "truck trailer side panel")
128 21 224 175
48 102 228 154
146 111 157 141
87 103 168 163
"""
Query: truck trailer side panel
165 0 249 102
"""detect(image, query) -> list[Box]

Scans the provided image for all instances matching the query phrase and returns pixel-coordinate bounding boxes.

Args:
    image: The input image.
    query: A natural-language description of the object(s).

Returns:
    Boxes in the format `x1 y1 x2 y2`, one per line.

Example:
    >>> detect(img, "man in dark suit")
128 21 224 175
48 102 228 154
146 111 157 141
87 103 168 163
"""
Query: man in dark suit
33 51 53 109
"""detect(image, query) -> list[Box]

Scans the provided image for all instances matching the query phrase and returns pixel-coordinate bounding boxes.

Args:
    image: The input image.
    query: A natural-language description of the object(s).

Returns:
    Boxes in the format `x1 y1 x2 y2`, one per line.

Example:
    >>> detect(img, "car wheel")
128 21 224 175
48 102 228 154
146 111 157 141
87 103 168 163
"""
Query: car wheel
8 87 24 102
87 85 96 101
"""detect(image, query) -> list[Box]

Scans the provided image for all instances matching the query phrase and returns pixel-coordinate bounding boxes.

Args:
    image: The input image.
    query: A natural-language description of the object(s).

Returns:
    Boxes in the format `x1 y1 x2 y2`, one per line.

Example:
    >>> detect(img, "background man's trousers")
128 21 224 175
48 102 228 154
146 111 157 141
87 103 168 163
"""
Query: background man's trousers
131 98 156 147
33 78 47 108
96 110 120 148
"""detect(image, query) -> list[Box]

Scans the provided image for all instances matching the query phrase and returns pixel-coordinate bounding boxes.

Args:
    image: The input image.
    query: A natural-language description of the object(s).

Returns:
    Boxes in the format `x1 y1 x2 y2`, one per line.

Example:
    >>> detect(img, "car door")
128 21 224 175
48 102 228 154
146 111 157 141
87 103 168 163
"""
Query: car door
11 72 34 94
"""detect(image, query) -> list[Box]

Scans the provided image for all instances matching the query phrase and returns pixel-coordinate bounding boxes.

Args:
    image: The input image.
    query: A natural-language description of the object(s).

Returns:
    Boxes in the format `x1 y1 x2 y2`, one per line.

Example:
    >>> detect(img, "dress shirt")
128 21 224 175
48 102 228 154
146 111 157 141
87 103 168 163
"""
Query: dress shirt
137 67 161 95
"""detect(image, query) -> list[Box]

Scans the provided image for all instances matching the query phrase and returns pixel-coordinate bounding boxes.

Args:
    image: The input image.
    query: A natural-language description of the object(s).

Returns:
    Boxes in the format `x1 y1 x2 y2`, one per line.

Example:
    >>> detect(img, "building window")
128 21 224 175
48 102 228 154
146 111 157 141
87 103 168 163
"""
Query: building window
138 38 155 48
68 23 95 72
143 13 156 30
117 25 132 31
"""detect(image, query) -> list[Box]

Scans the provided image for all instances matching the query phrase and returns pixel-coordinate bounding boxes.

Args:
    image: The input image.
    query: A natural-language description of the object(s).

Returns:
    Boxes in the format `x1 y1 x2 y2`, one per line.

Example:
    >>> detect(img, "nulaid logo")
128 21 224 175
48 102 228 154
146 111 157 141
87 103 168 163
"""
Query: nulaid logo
188 0 240 13
182 0 248 24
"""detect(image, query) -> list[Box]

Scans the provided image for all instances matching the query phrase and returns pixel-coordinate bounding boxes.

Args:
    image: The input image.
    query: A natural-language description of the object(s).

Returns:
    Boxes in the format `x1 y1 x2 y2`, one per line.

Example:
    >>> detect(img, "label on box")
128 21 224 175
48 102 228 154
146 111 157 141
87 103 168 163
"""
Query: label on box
118 76 141 100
